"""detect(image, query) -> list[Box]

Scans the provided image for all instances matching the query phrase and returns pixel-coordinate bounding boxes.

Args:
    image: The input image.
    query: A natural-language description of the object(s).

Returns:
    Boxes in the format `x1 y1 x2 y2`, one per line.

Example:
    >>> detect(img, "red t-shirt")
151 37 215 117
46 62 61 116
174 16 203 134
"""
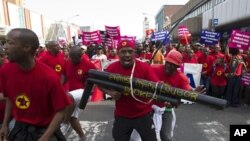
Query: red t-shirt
183 54 198 64
82 54 90 60
200 55 210 74
211 65 227 86
139 52 152 60
36 50 46 60
205 55 218 77
105 60 159 118
0 62 7 122
0 61 72 127
152 65 192 107
153 65 192 90
39 51 66 77
194 50 204 64
65 58 97 91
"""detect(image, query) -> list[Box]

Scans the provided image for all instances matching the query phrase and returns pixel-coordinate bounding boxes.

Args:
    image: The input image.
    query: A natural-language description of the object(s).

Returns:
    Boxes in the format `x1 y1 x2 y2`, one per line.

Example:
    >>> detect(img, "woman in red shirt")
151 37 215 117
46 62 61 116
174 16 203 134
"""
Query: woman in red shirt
210 55 227 98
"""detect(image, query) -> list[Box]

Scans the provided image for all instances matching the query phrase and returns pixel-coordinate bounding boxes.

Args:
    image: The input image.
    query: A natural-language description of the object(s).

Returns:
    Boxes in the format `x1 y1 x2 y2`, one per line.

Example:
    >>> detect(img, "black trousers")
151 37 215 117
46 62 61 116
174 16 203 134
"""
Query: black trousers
112 113 157 141
9 121 66 141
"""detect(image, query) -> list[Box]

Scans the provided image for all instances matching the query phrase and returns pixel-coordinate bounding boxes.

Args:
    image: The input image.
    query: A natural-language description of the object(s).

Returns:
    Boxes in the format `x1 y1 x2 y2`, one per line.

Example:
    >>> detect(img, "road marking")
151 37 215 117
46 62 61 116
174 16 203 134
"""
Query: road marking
67 121 109 141
196 121 228 141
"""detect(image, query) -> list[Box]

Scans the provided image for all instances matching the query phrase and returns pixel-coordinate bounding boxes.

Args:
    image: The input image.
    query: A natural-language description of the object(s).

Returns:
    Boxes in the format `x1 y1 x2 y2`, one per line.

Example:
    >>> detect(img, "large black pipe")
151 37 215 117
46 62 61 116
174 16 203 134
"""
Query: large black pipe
79 78 180 109
87 69 227 108
79 81 94 110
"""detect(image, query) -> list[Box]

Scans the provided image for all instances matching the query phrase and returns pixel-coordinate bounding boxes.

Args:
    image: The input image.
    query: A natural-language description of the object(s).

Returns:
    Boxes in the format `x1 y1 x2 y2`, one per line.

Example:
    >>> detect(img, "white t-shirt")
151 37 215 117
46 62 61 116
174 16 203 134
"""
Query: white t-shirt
91 54 107 60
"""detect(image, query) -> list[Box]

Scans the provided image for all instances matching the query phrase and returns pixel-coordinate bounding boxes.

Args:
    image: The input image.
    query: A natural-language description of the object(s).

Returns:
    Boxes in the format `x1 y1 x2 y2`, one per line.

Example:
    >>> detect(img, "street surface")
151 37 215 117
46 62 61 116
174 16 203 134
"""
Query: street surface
67 100 250 141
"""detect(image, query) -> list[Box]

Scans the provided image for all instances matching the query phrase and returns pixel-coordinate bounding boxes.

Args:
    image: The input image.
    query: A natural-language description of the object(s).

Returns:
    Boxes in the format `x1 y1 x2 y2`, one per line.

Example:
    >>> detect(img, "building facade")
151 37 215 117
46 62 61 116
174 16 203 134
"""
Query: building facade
170 0 250 44
0 0 80 44
155 5 183 32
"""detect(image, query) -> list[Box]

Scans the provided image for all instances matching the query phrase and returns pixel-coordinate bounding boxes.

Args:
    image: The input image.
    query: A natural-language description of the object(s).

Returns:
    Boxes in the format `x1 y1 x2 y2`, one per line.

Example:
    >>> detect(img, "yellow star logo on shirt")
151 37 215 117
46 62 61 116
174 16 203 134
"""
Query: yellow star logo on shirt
55 64 62 72
78 69 83 75
217 71 222 76
15 94 30 110
203 63 207 68
122 41 127 46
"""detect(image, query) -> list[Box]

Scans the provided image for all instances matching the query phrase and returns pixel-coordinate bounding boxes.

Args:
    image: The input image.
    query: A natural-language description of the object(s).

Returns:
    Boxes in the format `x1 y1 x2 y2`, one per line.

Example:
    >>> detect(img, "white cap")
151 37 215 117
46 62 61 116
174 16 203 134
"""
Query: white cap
80 45 87 50
194 42 202 46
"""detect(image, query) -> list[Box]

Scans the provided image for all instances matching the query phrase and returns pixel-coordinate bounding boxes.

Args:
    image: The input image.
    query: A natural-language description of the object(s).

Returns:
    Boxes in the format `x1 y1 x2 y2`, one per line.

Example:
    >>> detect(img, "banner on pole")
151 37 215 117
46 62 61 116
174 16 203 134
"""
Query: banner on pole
241 73 250 86
228 30 250 50
105 25 121 40
82 30 102 45
200 30 220 45
150 31 170 45
105 37 119 49
184 63 202 88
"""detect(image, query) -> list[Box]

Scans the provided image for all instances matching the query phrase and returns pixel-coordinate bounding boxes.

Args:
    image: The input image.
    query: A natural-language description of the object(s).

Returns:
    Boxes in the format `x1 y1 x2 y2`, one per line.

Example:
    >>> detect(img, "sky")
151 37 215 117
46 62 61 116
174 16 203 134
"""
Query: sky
24 0 189 39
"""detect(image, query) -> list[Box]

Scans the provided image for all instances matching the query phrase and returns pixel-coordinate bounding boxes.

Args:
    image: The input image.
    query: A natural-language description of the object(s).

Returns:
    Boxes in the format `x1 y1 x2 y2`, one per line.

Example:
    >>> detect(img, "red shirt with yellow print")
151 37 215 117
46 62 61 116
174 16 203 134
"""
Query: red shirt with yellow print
39 51 66 77
0 61 72 127
106 60 159 118
211 65 227 86
65 57 97 91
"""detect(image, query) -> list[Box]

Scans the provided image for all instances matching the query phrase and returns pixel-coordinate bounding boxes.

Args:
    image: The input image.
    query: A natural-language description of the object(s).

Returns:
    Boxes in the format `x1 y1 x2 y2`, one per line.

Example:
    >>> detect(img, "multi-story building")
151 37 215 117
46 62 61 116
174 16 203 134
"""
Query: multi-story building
0 0 81 44
155 5 184 32
170 0 250 45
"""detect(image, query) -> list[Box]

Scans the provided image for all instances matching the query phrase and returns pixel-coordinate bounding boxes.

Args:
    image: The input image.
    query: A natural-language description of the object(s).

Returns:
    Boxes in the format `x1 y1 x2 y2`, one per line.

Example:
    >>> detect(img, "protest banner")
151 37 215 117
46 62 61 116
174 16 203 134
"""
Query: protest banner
150 31 170 45
82 30 102 45
228 30 250 50
241 73 250 87
183 63 203 88
178 25 191 46
100 30 106 45
105 37 119 49
120 35 136 44
200 30 220 45
105 25 121 40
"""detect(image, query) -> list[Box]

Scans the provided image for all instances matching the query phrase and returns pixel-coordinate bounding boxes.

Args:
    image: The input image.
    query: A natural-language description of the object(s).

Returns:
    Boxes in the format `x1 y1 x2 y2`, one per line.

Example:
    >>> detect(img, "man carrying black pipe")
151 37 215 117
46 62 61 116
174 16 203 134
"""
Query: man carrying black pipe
99 39 159 141
152 50 205 141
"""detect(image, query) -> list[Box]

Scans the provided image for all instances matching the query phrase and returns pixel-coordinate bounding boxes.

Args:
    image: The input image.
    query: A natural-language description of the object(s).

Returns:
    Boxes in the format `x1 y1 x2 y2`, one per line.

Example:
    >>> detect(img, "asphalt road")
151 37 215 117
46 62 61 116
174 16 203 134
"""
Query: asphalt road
67 100 250 141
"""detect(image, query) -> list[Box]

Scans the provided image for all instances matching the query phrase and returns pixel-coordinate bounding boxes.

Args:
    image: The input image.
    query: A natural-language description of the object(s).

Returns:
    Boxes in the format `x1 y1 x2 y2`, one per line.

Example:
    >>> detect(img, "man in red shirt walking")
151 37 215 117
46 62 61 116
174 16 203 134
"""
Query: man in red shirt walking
40 40 66 84
63 47 97 140
100 40 159 141
0 28 72 141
